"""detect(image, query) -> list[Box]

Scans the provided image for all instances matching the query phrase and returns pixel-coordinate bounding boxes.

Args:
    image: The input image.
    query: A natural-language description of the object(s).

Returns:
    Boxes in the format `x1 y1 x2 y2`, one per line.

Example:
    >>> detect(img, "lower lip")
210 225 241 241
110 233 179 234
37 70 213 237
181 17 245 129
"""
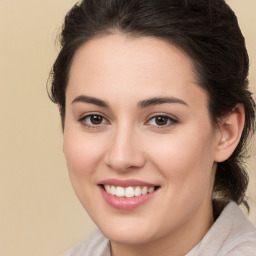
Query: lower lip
99 186 157 210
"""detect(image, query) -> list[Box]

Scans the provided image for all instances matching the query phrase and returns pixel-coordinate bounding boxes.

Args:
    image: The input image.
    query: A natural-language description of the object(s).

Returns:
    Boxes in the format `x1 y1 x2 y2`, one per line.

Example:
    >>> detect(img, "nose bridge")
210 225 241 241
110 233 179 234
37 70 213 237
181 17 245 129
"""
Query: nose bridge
104 122 145 171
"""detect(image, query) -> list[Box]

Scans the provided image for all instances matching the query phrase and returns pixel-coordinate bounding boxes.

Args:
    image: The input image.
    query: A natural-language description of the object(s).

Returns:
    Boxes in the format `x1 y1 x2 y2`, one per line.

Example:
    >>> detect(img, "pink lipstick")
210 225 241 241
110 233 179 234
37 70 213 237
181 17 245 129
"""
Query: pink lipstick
98 179 160 210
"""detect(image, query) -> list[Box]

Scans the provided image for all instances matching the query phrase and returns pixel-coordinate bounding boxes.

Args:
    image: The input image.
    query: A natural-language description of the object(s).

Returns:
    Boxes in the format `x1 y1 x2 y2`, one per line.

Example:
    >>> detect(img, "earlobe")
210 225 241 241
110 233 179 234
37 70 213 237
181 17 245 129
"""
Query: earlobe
214 104 245 163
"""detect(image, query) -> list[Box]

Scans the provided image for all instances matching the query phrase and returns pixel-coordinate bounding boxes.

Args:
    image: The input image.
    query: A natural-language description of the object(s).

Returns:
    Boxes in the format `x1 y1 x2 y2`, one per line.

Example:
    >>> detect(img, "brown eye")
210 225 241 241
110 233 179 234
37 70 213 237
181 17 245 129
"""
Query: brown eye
148 115 177 127
89 115 104 125
155 116 169 126
79 114 108 127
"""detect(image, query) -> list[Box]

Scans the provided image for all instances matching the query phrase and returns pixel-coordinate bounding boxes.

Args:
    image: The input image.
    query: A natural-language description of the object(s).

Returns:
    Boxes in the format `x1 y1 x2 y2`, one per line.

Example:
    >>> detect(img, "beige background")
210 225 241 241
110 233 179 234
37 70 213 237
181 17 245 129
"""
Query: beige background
0 0 255 255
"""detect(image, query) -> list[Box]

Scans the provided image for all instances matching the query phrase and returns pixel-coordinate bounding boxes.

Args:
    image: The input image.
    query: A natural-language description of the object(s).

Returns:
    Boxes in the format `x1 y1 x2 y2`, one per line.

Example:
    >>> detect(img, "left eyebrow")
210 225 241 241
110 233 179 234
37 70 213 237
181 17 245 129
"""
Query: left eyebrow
138 97 189 108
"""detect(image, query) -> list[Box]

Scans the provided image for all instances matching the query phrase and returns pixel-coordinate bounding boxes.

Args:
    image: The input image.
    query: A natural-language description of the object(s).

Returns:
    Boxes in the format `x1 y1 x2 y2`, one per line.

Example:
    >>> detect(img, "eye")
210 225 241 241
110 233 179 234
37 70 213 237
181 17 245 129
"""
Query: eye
147 115 178 127
79 114 109 127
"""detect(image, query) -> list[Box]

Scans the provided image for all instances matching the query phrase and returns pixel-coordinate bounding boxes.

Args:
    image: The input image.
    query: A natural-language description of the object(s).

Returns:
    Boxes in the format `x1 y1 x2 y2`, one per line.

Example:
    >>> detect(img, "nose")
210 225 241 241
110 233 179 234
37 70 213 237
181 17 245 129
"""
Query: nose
104 125 146 172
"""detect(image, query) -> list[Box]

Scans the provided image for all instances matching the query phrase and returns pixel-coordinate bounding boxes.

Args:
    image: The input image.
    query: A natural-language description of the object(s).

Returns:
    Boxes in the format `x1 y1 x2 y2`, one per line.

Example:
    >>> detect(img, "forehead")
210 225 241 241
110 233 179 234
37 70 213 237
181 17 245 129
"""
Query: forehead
70 34 195 81
67 34 208 110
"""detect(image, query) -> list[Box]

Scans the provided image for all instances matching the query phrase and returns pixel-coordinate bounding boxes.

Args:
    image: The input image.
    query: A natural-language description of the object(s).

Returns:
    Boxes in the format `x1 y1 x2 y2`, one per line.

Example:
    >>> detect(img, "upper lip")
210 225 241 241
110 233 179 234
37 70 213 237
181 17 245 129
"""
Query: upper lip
98 179 159 187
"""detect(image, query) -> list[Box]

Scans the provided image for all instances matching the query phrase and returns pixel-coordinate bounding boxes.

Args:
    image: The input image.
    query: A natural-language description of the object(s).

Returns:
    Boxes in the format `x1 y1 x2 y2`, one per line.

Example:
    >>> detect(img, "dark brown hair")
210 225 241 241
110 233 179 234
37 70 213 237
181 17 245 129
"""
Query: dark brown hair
49 0 256 206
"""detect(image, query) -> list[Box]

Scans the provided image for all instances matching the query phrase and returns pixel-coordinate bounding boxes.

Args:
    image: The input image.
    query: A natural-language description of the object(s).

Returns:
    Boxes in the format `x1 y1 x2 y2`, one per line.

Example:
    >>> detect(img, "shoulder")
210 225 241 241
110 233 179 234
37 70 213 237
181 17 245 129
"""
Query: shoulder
61 229 111 256
222 202 256 255
188 200 256 256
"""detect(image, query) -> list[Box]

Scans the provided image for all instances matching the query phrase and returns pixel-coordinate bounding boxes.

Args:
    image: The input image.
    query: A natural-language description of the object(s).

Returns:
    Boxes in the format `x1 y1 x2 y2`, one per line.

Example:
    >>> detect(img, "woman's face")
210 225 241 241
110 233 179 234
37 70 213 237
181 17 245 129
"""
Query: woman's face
63 35 221 248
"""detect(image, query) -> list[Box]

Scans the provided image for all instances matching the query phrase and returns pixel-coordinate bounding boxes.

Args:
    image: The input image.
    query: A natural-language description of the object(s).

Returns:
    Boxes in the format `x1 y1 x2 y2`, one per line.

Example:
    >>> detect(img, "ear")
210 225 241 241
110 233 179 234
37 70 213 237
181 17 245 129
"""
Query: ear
214 103 245 163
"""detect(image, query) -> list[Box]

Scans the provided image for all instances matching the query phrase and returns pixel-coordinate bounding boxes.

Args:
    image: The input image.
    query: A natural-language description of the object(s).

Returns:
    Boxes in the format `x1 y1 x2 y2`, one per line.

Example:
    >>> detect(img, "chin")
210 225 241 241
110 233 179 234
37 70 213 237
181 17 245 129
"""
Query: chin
95 217 161 245
103 228 155 245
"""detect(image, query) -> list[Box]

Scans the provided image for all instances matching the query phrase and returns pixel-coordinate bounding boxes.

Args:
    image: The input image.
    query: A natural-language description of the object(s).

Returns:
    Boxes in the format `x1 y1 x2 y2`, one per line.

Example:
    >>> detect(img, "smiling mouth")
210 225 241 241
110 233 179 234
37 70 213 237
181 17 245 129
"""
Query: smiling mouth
101 185 160 198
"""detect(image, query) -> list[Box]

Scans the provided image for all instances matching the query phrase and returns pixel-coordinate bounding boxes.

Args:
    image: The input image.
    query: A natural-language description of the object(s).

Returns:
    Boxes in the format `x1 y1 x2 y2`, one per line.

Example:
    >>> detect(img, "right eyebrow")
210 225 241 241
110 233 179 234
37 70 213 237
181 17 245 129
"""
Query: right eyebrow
71 95 109 108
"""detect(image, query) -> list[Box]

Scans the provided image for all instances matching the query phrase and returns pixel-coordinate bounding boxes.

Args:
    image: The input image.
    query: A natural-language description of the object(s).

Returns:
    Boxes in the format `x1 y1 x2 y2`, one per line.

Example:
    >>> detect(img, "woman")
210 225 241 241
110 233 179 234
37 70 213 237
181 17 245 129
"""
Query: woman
49 0 256 255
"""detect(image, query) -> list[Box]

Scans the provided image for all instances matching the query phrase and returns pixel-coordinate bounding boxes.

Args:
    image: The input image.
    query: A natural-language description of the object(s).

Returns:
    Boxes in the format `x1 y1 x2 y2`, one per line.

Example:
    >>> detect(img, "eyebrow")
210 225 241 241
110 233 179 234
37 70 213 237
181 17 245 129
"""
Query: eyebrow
71 95 188 109
138 97 188 108
72 95 109 108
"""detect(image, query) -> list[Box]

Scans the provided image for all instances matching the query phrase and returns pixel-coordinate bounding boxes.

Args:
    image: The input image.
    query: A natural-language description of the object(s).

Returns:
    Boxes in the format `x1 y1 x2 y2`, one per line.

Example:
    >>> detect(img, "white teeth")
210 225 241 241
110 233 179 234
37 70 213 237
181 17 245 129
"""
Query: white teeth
103 185 156 197
110 186 116 196
148 187 154 193
105 185 111 193
125 187 135 198
141 186 148 195
134 186 142 197
115 186 125 197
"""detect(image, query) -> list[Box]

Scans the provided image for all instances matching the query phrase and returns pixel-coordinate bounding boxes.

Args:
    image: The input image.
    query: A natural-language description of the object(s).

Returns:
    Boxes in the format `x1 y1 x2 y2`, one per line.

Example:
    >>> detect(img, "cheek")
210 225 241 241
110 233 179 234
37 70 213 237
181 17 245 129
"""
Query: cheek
63 129 105 179
62 129 106 212
148 128 216 190
149 133 216 222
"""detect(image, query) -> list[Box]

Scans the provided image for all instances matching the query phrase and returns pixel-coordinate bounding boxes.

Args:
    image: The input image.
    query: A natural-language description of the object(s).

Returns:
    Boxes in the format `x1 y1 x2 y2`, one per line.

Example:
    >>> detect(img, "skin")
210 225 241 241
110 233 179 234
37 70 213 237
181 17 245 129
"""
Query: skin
63 34 244 256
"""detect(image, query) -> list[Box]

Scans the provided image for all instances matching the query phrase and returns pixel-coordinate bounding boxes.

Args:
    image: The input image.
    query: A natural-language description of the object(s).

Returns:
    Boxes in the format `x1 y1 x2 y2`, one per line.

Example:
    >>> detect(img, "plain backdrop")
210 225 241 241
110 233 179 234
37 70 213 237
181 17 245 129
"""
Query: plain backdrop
0 0 255 255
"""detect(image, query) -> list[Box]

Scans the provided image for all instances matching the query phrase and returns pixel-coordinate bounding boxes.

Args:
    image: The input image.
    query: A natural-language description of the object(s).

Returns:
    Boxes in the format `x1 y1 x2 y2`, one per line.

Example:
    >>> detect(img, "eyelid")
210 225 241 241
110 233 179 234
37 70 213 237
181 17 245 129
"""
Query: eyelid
78 112 110 128
77 112 178 129
145 113 178 127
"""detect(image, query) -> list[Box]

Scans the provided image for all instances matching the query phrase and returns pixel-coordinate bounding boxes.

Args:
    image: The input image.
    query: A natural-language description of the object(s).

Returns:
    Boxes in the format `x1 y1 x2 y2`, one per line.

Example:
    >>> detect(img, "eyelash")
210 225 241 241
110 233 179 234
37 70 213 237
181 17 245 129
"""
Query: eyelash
78 113 178 128
146 115 178 127
78 114 109 128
